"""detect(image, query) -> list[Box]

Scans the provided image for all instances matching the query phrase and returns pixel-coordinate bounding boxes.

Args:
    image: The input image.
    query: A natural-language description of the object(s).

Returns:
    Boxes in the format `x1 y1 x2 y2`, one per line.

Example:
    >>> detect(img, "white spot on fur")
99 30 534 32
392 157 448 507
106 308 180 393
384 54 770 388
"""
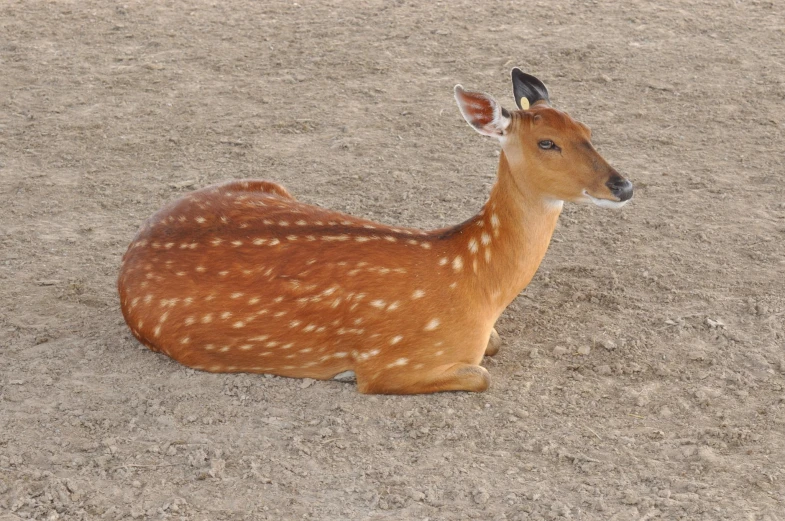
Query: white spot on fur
412 289 425 299
452 256 463 272
468 238 478 254
387 357 408 368
370 299 386 309
424 318 440 331
390 335 403 345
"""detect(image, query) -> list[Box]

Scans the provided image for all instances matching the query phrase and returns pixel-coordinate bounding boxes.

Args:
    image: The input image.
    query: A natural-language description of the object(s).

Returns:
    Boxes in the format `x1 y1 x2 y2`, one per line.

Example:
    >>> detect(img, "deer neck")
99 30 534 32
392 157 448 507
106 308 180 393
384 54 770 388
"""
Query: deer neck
445 151 563 318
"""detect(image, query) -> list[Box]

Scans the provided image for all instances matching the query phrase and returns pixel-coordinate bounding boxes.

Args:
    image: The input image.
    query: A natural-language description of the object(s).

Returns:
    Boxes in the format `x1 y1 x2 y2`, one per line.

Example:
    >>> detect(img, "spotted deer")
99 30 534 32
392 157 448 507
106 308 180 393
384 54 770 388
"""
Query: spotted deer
118 69 633 394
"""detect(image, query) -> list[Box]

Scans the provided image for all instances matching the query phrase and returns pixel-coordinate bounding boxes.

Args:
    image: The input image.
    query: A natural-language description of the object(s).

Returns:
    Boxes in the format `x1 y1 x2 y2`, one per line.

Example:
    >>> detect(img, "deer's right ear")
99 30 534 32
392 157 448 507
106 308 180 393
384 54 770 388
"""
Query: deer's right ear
454 85 510 139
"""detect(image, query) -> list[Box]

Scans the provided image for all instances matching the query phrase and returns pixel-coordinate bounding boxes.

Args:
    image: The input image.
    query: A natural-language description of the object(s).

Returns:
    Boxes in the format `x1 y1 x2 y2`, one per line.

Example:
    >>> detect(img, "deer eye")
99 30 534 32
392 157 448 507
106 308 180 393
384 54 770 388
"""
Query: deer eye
538 140 557 150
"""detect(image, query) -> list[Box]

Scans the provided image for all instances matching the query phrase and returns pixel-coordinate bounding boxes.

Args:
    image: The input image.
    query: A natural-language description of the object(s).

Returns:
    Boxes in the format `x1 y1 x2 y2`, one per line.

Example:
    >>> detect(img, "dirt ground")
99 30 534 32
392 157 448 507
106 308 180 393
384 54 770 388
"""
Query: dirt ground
1 0 784 519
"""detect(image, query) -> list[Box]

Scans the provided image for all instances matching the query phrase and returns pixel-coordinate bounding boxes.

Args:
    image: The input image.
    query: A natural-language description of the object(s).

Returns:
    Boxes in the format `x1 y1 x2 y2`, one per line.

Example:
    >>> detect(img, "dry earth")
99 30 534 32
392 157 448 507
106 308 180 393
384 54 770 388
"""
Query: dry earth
1 1 784 520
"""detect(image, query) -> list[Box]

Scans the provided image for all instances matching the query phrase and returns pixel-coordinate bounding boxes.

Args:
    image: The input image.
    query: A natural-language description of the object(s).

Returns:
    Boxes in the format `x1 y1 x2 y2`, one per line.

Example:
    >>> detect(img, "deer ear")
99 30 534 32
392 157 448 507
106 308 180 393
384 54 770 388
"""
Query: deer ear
454 85 510 138
511 68 550 110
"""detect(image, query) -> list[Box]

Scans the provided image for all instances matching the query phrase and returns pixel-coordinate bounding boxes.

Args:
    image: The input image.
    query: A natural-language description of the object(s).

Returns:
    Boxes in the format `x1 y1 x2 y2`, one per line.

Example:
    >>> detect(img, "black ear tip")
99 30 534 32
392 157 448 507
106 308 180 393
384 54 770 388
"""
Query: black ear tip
511 69 550 108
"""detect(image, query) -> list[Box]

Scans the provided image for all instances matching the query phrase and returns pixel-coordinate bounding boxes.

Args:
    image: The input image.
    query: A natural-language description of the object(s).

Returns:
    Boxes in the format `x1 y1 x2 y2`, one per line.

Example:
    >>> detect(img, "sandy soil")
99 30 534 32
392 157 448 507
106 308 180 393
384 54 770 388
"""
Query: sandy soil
2 0 784 519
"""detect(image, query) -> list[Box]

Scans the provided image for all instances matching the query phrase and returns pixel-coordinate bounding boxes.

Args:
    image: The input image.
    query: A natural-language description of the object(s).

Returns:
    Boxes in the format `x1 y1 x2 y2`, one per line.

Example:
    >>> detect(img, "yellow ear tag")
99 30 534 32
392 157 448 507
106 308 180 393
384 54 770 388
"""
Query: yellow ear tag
519 98 530 110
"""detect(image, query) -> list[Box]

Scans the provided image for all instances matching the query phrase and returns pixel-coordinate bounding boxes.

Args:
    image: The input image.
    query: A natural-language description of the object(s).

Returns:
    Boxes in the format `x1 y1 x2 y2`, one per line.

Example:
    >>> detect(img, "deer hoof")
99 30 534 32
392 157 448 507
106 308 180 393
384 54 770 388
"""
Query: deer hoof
485 328 502 357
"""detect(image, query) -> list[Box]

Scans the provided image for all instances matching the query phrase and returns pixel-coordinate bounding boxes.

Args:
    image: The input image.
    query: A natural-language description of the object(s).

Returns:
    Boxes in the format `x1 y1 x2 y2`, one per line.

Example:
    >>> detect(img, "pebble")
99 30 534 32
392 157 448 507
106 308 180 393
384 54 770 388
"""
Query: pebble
553 346 568 356
698 446 721 468
577 345 591 355
473 487 490 504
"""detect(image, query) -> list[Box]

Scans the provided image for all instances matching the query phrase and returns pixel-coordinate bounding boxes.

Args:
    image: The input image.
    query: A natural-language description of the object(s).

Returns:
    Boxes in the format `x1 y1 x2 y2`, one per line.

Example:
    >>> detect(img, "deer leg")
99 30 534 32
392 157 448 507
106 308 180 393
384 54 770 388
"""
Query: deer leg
484 328 502 357
357 362 490 395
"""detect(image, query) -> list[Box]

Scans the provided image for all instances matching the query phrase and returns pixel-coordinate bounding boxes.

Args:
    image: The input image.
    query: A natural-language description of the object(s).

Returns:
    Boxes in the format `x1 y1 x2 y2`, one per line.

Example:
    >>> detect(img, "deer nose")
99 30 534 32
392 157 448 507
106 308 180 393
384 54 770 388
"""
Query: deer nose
606 175 634 202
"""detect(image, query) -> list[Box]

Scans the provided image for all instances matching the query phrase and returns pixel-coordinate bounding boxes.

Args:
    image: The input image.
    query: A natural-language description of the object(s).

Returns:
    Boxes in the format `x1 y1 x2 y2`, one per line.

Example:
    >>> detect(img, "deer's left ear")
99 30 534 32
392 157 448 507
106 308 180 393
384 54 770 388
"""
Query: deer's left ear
454 85 510 139
511 68 550 110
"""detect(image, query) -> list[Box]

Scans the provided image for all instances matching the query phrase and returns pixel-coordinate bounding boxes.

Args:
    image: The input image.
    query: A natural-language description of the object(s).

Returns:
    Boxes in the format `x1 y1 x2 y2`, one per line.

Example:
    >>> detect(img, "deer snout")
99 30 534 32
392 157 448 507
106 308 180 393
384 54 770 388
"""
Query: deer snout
606 175 633 202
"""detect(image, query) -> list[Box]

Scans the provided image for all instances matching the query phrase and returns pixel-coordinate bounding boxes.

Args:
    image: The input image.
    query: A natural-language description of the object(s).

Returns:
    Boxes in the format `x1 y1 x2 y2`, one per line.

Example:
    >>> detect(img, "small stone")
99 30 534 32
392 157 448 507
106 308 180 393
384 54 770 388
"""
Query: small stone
622 489 639 505
705 317 725 329
473 487 490 504
596 364 612 376
698 446 721 468
408 488 425 501
659 406 673 418
600 340 617 351
552 346 568 356
681 445 697 458
208 458 226 478
577 345 591 356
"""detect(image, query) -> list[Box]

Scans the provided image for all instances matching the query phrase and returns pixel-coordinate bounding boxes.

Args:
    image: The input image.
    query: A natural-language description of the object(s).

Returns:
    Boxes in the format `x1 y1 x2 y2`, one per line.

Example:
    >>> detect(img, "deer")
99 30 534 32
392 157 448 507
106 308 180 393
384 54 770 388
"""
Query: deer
117 69 633 394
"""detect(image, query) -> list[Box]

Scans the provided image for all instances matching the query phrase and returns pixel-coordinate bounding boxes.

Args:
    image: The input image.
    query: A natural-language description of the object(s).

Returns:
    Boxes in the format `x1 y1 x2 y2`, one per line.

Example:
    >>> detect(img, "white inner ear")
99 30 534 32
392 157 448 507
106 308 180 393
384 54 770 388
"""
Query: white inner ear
478 102 511 138
455 86 510 140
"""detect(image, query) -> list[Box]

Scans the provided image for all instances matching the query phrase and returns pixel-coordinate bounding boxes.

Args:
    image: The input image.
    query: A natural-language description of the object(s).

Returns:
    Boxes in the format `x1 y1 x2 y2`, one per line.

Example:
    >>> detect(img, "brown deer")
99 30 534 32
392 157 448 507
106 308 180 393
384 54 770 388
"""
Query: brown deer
118 69 633 394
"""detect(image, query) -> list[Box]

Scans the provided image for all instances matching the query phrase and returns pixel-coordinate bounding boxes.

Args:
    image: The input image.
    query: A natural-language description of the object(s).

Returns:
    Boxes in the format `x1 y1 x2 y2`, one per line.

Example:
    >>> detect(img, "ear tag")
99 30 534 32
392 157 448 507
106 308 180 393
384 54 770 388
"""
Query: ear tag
519 97 530 110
